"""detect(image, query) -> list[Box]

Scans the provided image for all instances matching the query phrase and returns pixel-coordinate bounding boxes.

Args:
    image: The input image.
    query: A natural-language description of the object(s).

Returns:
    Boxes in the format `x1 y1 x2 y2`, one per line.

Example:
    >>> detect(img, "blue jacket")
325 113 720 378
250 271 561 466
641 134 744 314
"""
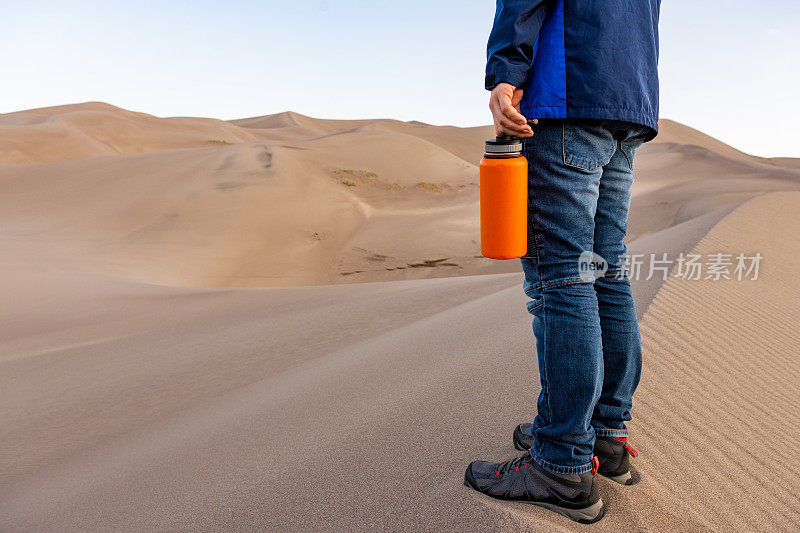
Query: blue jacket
486 0 661 136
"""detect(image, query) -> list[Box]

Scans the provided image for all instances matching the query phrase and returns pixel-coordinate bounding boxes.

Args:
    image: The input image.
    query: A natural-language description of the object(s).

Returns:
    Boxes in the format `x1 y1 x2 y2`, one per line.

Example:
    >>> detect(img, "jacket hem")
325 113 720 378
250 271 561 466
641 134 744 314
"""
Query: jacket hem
522 105 659 139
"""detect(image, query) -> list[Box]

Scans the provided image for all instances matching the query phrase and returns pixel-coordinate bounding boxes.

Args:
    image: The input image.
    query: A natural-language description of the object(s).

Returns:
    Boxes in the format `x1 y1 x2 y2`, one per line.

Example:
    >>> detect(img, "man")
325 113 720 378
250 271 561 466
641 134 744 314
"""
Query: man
464 0 660 524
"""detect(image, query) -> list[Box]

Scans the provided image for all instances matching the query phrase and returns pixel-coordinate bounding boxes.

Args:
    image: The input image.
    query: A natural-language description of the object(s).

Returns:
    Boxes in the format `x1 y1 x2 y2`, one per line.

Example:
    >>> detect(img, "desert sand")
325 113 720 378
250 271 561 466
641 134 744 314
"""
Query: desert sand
1 103 799 531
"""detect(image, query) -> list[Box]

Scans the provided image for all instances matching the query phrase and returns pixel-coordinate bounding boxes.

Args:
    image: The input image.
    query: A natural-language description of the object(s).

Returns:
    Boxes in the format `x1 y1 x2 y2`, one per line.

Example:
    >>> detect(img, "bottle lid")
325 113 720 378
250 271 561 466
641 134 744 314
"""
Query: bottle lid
484 135 523 156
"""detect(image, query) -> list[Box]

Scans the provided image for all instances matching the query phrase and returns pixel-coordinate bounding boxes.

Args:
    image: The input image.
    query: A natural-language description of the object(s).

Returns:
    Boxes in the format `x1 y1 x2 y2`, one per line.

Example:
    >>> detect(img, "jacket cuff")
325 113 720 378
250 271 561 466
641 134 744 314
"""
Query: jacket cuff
485 65 530 91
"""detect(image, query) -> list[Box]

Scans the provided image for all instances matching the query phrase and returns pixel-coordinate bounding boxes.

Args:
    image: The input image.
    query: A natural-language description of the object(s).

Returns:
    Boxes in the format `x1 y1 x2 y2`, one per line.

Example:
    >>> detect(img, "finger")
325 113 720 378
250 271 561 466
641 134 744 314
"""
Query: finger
501 103 527 125
500 121 533 138
489 93 505 113
517 127 534 138
497 124 532 137
497 114 530 131
497 116 533 136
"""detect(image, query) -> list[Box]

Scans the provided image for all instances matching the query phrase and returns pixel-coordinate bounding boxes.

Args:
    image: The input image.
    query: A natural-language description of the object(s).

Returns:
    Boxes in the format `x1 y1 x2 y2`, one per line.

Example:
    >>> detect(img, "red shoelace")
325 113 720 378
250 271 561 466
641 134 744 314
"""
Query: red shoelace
615 436 639 458
493 453 531 476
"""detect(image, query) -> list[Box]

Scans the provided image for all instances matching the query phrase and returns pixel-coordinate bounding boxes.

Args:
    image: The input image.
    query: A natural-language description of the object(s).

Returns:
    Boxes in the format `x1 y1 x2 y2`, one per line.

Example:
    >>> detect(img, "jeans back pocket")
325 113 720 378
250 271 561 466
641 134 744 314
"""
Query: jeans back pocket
562 121 617 172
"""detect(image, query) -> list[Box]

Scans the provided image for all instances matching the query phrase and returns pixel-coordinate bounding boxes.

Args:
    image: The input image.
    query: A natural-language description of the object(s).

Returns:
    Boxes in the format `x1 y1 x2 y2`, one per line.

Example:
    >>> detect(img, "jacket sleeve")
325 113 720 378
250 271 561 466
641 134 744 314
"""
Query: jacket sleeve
485 0 553 90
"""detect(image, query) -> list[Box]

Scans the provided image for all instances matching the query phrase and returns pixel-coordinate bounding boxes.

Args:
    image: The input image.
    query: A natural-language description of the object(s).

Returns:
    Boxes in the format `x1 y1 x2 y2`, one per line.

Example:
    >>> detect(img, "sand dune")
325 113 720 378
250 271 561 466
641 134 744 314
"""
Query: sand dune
2 103 800 531
2 192 798 531
630 192 800 531
230 111 493 163
0 104 506 286
0 102 261 163
2 103 799 287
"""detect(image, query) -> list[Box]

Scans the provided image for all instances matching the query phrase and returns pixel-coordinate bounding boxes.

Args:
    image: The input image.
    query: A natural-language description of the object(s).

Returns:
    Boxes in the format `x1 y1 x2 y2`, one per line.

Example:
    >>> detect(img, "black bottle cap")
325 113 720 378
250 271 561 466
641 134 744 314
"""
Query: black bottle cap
484 135 523 156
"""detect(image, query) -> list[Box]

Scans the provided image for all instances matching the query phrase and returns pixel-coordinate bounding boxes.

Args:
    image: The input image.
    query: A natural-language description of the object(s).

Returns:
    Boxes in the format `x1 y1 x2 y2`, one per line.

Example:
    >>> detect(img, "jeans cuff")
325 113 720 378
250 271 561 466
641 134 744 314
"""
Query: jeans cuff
528 447 593 475
594 428 629 438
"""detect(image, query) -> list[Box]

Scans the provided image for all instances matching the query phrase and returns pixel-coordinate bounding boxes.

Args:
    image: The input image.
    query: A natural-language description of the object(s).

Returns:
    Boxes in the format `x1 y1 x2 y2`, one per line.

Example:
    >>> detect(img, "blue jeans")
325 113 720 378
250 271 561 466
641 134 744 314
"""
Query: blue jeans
520 119 650 474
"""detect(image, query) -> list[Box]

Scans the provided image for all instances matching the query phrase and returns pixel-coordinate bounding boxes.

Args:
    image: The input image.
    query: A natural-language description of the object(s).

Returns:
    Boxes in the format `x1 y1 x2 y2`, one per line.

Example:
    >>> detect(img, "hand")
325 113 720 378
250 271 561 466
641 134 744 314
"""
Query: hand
489 83 533 138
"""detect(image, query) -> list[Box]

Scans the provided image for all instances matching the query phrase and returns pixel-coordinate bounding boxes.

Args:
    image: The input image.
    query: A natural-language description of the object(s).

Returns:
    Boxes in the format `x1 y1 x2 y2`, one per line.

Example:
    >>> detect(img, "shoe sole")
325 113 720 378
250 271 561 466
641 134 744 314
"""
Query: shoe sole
526 498 605 524
604 471 633 485
515 435 632 486
463 476 605 524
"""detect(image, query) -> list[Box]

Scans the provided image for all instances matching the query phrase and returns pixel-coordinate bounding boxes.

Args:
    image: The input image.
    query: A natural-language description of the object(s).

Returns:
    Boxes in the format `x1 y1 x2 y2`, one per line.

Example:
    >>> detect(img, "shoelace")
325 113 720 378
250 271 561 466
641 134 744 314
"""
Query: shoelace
494 453 532 476
615 436 639 458
495 454 602 477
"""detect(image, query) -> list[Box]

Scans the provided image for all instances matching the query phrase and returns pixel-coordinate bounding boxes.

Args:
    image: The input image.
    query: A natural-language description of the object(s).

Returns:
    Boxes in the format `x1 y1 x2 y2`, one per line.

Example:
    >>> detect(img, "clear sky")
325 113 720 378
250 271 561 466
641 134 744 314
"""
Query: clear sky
3 1 799 157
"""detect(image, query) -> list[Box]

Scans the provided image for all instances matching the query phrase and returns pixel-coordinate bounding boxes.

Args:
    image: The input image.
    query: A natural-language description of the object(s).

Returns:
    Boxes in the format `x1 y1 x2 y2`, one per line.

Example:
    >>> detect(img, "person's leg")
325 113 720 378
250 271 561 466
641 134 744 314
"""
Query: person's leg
590 124 647 437
520 119 619 474
462 120 618 523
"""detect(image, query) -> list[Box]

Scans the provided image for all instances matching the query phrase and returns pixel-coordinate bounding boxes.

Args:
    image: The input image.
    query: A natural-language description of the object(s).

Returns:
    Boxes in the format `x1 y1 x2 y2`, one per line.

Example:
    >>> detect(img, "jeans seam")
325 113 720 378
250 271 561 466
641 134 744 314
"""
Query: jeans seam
620 140 635 171
529 230 552 428
541 276 587 290
526 275 592 295
524 286 541 296
529 446 593 475
598 268 628 280
527 299 544 311
594 428 629 437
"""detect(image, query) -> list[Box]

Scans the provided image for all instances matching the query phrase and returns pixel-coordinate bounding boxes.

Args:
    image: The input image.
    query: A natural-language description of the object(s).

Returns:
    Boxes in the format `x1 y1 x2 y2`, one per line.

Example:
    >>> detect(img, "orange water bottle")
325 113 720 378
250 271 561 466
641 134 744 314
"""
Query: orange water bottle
480 135 528 259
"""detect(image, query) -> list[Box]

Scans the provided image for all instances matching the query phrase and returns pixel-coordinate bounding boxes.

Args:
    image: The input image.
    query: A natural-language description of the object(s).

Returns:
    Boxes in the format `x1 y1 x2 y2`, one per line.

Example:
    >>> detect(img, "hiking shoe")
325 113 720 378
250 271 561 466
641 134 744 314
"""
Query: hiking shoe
593 435 638 485
464 451 604 524
512 423 536 451
513 423 638 485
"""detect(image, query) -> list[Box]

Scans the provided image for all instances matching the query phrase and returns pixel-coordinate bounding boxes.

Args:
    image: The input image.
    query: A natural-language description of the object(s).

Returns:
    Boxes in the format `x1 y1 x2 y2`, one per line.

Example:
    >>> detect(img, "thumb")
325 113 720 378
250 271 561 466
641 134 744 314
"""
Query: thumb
511 89 524 109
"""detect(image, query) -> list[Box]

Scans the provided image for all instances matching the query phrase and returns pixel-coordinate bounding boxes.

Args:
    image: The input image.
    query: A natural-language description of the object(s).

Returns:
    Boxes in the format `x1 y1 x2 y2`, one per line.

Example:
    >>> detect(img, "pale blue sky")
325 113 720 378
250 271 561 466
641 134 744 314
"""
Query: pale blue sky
3 1 799 157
